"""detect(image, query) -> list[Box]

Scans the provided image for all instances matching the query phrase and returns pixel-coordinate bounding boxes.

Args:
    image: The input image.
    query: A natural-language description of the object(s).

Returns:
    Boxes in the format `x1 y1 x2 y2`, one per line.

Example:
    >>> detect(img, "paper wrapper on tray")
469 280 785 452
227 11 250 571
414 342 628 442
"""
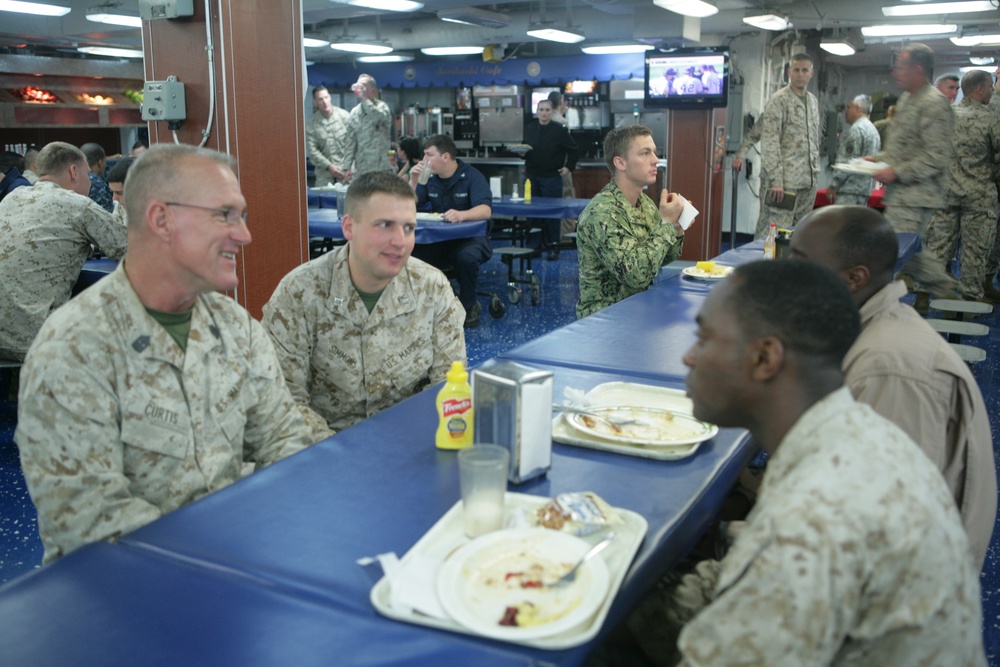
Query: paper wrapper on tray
535 492 624 533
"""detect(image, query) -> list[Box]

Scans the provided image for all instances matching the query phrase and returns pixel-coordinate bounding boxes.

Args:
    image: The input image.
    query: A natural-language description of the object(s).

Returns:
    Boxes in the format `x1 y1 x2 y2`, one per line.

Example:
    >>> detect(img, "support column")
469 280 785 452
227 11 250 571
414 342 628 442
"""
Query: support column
667 108 726 260
143 0 308 317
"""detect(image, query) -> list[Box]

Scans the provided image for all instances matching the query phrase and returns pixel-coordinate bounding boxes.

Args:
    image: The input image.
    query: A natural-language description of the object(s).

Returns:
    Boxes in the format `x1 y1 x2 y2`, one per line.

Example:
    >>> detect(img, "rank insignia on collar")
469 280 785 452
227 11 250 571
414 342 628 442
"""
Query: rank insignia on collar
333 297 344 308
209 325 221 339
132 335 150 352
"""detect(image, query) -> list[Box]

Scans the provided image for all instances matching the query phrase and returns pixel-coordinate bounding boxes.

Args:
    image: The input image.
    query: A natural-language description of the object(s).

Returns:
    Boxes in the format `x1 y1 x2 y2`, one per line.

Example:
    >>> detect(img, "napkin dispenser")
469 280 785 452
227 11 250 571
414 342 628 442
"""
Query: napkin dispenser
472 362 553 484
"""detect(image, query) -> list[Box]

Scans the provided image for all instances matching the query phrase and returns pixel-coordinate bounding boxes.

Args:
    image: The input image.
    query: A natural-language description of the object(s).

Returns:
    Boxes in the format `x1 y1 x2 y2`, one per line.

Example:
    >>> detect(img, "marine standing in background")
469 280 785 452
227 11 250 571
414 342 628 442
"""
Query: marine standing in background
576 124 686 319
827 94 881 205
872 104 895 147
869 43 960 306
80 142 114 213
982 64 1000 301
755 52 820 238
305 84 351 187
924 69 1000 303
0 142 127 361
935 73 960 104
342 74 394 179
16 144 314 563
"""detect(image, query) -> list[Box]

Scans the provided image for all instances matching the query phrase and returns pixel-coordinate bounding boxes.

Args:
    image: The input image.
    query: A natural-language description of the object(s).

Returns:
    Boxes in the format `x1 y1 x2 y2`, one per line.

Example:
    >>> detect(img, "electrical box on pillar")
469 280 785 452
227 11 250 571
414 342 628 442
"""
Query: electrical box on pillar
142 75 187 127
139 0 194 20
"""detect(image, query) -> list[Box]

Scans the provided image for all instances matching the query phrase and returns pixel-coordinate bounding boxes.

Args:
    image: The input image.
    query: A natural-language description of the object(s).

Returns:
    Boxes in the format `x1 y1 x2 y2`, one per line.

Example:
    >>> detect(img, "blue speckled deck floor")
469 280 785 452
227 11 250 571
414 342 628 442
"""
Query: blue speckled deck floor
2 245 1000 664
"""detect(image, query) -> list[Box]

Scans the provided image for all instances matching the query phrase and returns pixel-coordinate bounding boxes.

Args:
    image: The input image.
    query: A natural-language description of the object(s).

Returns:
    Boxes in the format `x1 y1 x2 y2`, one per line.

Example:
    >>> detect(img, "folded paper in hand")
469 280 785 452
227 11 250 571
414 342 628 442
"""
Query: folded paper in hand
677 199 699 231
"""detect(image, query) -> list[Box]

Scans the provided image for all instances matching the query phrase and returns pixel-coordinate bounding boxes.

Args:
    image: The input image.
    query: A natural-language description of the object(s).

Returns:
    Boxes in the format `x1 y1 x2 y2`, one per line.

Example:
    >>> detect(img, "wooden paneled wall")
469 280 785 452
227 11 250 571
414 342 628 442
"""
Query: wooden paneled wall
667 108 726 261
143 0 308 317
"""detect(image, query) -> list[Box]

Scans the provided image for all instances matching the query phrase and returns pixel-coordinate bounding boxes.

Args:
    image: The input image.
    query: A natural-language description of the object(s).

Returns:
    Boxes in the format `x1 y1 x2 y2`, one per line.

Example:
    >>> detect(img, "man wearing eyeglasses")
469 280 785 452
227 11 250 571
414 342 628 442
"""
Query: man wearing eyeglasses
0 141 127 362
15 144 315 564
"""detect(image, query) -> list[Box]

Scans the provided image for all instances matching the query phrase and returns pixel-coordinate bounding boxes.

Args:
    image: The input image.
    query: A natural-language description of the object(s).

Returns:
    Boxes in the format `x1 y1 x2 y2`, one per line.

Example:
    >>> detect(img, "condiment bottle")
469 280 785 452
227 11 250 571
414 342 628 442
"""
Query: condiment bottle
763 222 777 260
436 361 474 450
511 183 519 200
524 178 532 202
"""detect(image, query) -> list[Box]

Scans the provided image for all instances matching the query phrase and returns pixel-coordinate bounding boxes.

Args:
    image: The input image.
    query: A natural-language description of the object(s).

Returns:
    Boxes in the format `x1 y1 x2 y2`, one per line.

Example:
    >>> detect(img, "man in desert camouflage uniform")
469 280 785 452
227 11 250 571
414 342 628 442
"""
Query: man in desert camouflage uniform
604 260 985 666
982 66 1000 301
827 94 881 206
924 70 1000 303
755 52 820 238
0 141 127 361
576 124 686 318
870 43 960 303
305 84 351 187
263 171 465 435
15 144 314 563
341 74 394 179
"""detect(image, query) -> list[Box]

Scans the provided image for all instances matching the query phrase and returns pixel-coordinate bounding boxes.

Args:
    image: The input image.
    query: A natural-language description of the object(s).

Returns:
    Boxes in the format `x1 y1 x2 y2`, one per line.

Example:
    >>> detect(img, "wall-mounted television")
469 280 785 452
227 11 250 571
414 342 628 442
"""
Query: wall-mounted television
644 47 729 109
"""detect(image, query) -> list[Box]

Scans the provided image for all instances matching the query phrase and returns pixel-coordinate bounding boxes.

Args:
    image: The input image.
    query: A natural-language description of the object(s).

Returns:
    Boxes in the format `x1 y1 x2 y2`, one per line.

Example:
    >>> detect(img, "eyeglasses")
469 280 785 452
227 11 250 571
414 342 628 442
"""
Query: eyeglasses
164 201 248 225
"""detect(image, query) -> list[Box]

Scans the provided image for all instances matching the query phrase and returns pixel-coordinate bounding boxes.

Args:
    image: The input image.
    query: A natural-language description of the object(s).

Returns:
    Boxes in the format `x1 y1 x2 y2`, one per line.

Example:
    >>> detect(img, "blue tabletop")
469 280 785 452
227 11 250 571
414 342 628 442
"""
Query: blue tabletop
307 188 339 209
491 196 590 220
308 209 487 245
711 233 921 275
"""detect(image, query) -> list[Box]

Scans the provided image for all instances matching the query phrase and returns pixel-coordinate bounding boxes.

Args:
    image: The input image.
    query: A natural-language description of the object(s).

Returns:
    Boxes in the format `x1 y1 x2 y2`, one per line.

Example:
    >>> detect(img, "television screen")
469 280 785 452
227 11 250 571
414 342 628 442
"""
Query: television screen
564 80 596 94
530 87 560 115
644 47 729 109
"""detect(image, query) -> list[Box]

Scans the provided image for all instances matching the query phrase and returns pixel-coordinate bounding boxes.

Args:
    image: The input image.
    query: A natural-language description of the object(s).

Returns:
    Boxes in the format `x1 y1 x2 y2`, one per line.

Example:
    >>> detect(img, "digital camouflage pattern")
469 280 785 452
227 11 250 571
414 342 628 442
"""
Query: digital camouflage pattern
305 106 352 187
576 180 683 318
0 181 127 360
925 98 1000 298
262 244 466 435
830 116 881 199
342 98 394 177
16 266 313 563
673 389 985 666
757 86 820 236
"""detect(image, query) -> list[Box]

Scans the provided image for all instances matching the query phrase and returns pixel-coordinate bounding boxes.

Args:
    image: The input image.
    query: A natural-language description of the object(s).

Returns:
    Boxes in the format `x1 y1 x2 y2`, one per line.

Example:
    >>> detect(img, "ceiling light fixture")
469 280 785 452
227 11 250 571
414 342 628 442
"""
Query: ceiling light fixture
651 0 718 18
820 41 856 56
86 9 142 27
437 7 511 28
303 37 331 48
526 25 585 43
881 1 995 16
861 23 958 37
421 46 485 56
951 33 1000 45
820 27 862 56
743 14 791 31
345 0 422 11
960 64 998 73
329 40 393 54
970 56 996 65
581 43 654 54
77 46 144 58
0 0 70 16
357 53 415 62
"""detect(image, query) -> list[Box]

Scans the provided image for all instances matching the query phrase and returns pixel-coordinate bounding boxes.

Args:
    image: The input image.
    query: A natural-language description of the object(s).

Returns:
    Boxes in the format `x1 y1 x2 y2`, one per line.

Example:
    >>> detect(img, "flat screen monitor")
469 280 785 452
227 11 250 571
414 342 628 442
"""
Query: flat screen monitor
530 87 560 115
644 47 729 109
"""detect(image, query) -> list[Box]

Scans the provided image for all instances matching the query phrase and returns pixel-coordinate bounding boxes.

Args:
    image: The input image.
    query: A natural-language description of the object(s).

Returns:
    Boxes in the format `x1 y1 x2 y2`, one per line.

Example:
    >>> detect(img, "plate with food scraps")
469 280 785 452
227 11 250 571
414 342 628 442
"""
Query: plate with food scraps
437 527 610 641
832 159 890 176
566 405 717 447
681 262 733 281
507 143 533 154
415 211 444 221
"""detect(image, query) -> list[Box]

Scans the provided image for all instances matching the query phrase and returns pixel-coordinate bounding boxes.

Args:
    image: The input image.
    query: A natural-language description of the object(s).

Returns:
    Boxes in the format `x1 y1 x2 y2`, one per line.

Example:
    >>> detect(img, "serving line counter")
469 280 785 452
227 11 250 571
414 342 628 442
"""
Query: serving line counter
0 364 753 666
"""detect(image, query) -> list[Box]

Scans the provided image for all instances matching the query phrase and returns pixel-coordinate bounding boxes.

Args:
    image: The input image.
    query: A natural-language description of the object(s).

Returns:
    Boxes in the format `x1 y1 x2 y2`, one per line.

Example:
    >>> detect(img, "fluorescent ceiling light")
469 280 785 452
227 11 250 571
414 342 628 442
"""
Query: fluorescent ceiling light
581 43 654 54
421 46 484 56
969 56 995 65
862 23 957 37
743 14 791 30
358 53 415 62
437 7 511 28
346 0 422 11
960 65 998 72
651 0 719 18
882 1 995 16
86 11 142 27
820 41 856 56
303 37 330 48
77 46 144 58
526 26 586 43
329 41 393 55
0 0 70 16
951 33 1000 45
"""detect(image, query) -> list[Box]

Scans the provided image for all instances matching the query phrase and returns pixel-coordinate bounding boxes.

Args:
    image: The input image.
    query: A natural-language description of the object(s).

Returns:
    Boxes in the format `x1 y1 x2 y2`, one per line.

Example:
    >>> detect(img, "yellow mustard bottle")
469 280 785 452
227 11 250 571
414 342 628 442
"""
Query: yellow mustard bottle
436 361 474 450
524 178 532 202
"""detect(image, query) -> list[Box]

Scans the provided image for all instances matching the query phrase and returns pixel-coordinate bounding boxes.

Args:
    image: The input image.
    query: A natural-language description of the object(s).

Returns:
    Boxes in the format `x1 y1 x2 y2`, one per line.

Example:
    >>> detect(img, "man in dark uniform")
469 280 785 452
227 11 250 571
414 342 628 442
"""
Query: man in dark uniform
522 99 578 259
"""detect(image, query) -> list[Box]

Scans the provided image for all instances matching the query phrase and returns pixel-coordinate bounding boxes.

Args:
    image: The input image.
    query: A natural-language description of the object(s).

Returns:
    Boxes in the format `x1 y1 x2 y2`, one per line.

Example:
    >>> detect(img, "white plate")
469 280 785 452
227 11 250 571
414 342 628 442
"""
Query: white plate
566 405 717 447
681 265 733 281
832 160 889 176
437 528 610 641
415 212 443 221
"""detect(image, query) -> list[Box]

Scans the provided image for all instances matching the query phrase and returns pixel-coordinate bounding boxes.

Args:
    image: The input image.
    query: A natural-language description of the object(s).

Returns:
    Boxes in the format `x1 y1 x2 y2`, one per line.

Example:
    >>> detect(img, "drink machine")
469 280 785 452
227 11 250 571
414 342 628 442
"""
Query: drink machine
474 85 524 147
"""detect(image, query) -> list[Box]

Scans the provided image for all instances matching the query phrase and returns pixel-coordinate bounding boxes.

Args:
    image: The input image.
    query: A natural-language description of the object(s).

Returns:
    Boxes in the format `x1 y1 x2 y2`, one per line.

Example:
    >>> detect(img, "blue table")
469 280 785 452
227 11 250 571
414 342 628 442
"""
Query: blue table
710 233 921 276
307 187 339 209
74 258 118 294
308 209 487 245
490 195 590 220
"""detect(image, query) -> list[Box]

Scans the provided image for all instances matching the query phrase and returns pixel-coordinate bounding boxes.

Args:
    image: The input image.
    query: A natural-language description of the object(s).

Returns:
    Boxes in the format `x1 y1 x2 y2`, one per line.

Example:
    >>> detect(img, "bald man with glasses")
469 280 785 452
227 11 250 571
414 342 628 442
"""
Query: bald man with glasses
16 144 316 564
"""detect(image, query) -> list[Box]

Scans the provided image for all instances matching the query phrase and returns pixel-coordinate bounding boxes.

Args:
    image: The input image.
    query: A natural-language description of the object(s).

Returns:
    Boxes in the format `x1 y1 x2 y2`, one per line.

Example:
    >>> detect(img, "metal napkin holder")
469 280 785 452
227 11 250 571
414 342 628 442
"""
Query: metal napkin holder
472 361 553 484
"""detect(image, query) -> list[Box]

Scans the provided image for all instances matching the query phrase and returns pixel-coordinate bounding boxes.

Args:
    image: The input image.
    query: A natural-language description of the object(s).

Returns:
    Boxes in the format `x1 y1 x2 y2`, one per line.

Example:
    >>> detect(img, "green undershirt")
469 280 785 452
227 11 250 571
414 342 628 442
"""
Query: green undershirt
355 286 385 314
146 307 193 351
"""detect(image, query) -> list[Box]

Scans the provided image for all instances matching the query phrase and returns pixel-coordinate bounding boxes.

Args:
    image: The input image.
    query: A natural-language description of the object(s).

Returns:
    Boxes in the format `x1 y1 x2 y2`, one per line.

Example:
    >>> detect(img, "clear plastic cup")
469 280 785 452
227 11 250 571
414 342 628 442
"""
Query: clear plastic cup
417 159 432 186
458 444 509 538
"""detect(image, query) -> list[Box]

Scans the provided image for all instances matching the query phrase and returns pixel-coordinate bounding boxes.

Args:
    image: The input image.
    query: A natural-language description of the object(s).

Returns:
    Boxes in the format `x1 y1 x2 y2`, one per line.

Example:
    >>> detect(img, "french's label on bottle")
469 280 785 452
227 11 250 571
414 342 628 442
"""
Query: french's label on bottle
442 398 471 417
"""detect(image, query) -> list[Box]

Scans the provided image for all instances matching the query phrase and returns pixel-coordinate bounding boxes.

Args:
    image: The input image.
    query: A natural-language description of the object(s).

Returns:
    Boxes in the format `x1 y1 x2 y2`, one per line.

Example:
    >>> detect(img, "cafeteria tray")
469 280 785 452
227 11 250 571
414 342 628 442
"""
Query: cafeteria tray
552 382 712 461
370 492 647 650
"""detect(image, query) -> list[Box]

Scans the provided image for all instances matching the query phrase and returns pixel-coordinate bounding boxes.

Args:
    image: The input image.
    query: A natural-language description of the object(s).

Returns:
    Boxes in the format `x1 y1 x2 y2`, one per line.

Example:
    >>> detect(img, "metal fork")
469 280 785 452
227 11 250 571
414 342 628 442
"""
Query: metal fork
553 405 637 427
545 531 616 588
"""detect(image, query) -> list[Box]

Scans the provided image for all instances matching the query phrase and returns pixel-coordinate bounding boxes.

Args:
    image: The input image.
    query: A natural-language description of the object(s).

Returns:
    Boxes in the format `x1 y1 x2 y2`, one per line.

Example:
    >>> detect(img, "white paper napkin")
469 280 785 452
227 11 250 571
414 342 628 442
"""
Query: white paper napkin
359 552 448 619
677 199 699 231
